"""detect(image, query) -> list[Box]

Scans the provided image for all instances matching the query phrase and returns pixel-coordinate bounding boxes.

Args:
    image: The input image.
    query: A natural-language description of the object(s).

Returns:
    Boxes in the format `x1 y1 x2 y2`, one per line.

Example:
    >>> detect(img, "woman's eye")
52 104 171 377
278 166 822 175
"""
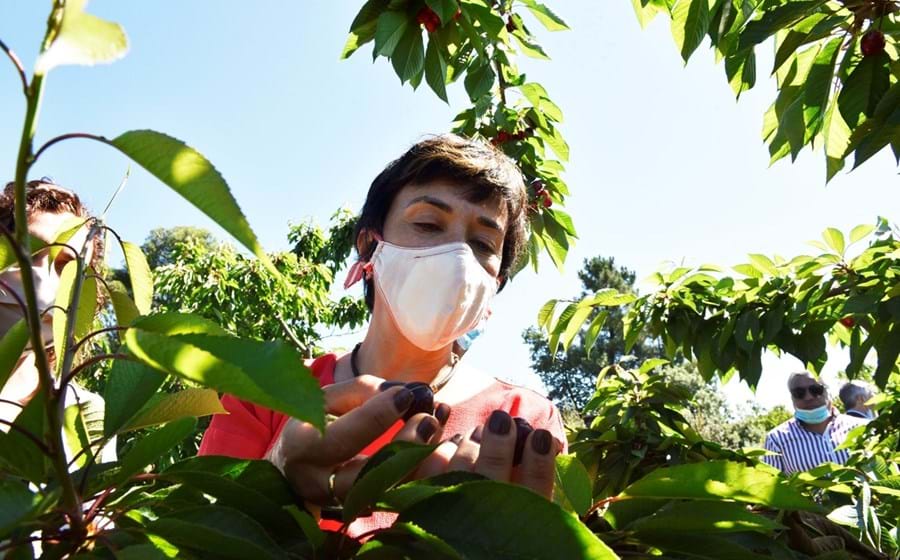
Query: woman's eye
470 240 496 254
413 222 441 233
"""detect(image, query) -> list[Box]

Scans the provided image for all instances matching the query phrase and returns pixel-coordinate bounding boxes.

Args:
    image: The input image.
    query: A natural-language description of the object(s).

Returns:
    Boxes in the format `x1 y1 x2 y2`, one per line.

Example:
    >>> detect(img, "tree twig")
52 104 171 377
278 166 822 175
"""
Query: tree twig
0 418 52 455
0 38 27 94
32 132 110 165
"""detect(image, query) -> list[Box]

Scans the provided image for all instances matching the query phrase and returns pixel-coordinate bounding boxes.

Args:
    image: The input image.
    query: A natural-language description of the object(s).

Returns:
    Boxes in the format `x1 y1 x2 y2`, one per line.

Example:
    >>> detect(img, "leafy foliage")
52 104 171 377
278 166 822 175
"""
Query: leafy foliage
632 0 900 180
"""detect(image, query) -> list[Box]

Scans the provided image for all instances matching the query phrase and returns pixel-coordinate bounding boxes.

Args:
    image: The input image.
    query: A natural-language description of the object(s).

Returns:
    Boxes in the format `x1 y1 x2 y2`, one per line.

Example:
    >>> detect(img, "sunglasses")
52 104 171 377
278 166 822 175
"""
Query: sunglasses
790 384 825 399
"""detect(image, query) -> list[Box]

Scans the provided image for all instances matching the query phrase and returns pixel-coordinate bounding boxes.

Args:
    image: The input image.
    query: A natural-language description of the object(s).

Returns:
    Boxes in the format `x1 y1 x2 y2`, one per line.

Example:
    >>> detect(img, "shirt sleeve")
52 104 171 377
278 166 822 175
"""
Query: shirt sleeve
762 433 784 472
197 394 277 459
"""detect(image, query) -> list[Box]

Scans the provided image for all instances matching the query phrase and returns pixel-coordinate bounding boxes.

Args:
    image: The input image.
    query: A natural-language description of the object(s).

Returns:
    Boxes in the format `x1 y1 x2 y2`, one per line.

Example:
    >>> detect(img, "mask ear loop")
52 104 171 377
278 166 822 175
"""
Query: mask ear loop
343 231 383 289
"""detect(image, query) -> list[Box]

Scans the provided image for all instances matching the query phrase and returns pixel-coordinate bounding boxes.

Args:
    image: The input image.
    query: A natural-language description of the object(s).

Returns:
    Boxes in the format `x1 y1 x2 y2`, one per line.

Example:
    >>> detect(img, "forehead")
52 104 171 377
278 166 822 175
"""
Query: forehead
392 180 509 226
789 375 818 389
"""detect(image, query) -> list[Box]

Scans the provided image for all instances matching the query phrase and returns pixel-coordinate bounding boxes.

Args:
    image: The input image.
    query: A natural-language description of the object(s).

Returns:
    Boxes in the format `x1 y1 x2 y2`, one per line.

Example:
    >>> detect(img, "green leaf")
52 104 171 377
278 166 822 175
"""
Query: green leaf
124 314 325 430
122 241 153 314
52 260 98 371
634 531 780 560
426 0 460 25
554 454 592 516
560 305 593 352
115 544 178 560
671 0 711 62
519 0 570 31
512 28 551 60
838 52 891 128
464 58 495 101
424 38 449 102
391 26 426 84
802 37 841 133
374 10 409 58
0 480 41 539
619 460 821 511
0 319 29 391
630 500 782 533
536 124 569 161
822 227 845 255
342 0 390 59
631 0 668 29
853 101 900 169
118 417 197 481
357 522 464 559
122 388 226 432
165 456 296 506
0 392 48 482
160 461 298 533
110 130 275 275
537 299 557 329
106 280 141 326
398 480 617 559
582 310 609 359
343 441 437 521
378 472 487 512
824 97 852 181
873 323 900 388
63 397 105 469
34 0 128 74
148 506 286 560
725 50 756 98
103 356 165 437
849 224 874 244
737 0 825 50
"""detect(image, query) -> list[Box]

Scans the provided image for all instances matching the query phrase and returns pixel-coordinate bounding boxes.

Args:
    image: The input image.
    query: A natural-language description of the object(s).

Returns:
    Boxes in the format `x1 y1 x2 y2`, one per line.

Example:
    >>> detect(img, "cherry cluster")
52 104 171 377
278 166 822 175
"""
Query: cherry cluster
490 128 531 146
416 6 462 33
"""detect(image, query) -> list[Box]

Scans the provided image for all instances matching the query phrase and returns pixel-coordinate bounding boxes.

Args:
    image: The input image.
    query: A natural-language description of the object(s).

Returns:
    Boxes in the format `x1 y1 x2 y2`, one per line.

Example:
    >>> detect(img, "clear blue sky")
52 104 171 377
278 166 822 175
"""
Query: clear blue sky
2 2 897 409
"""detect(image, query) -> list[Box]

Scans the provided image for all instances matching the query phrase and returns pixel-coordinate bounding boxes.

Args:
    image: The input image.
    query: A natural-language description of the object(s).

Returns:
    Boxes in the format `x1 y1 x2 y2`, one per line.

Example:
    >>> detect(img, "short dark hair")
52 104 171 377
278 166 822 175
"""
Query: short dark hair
839 381 873 410
0 179 105 277
353 134 528 310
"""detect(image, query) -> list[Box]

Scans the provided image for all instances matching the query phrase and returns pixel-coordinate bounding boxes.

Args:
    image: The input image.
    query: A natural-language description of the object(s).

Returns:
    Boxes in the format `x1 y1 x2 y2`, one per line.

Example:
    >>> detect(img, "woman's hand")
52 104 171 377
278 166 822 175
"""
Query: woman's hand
267 382 416 505
410 410 561 499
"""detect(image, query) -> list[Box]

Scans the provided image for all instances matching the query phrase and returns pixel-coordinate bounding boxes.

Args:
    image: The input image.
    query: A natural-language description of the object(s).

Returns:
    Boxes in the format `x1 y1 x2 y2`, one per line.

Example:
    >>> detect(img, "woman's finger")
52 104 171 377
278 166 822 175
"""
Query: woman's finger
513 429 557 499
392 412 443 445
447 429 480 472
313 386 414 464
415 437 458 479
323 374 386 415
473 410 516 482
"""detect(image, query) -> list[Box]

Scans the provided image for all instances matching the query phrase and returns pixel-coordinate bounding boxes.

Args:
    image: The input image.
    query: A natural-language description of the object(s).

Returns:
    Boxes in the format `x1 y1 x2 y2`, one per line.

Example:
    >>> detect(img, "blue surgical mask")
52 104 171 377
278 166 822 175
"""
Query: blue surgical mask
795 404 830 424
456 322 485 353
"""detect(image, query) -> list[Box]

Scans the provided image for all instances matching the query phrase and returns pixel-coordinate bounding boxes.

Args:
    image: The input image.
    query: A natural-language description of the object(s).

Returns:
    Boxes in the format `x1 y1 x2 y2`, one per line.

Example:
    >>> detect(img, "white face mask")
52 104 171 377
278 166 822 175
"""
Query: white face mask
372 240 497 351
0 264 59 343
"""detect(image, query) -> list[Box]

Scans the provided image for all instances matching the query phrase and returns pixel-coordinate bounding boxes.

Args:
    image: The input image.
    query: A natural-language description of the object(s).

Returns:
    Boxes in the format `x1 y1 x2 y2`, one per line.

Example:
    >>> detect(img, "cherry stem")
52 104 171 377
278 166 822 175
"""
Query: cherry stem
0 418 52 456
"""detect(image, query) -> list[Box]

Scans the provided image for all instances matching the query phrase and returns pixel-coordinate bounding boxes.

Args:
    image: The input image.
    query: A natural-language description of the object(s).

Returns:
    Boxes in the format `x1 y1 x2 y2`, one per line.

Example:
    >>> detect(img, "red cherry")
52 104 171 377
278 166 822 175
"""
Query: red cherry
416 7 441 32
530 179 545 194
840 317 855 328
453 8 462 21
861 30 886 57
506 16 516 32
542 193 552 208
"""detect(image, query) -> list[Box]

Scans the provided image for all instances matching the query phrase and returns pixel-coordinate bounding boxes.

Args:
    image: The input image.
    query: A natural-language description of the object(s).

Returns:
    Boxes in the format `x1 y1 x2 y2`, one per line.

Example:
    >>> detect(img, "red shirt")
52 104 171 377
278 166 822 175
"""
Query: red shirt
198 354 567 534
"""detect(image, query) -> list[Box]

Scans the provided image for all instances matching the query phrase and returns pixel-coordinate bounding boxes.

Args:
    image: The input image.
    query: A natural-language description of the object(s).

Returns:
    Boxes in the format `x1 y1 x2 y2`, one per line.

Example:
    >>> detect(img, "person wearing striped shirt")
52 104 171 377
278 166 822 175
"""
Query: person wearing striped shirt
762 372 867 475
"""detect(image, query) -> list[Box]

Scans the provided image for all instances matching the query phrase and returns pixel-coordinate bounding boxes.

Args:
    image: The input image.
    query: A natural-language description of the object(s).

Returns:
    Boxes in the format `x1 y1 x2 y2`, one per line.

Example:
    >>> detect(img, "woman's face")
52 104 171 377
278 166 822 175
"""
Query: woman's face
380 181 508 278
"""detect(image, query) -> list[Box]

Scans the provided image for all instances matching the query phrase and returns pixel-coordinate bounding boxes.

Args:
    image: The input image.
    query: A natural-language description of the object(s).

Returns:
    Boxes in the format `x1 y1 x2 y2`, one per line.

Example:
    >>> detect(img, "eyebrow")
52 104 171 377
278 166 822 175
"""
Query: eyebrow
406 195 504 233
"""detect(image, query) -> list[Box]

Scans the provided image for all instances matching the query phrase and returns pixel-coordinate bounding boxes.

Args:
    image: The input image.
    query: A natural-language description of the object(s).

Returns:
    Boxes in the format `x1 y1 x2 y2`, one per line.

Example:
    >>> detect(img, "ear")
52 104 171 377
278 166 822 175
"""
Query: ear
356 229 376 260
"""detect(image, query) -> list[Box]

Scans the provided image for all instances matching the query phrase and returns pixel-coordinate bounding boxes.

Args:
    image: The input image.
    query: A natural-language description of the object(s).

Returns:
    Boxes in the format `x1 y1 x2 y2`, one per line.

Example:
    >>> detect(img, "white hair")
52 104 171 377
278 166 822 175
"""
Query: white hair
839 381 874 410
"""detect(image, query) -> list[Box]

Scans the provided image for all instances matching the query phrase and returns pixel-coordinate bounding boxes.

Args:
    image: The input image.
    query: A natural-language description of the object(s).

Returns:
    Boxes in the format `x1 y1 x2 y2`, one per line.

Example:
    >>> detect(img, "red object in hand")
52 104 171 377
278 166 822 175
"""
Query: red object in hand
861 30 886 57
840 317 855 328
416 7 441 33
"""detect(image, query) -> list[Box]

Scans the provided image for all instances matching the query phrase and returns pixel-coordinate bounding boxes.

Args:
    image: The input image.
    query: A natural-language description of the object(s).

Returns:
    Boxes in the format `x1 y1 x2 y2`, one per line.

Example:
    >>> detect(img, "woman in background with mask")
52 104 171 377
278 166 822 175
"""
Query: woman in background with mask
198 135 565 534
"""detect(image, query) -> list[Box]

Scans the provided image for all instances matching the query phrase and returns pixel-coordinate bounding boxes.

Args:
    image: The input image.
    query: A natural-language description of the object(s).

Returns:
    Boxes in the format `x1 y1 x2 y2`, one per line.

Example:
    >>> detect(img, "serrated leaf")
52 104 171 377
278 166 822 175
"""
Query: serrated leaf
463 58 495 101
426 0 459 24
122 388 226 432
52 260 98 370
111 130 275 276
106 280 140 326
148 506 285 560
124 313 324 430
374 10 409 58
822 227 845 255
122 241 153 314
391 25 426 84
554 454 592 516
118 417 197 481
838 52 891 128
537 299 557 329
583 310 609 359
671 0 711 62
849 224 875 244
103 355 166 437
424 38 449 102
344 442 437 521
399 481 616 559
520 0 570 31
